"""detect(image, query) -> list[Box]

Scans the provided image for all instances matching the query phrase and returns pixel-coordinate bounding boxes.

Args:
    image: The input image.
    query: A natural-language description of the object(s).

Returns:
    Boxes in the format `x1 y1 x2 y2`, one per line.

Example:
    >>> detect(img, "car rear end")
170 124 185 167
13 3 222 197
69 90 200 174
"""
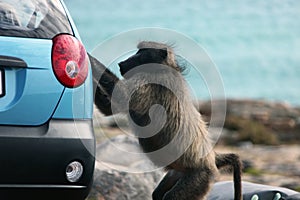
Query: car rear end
0 0 94 199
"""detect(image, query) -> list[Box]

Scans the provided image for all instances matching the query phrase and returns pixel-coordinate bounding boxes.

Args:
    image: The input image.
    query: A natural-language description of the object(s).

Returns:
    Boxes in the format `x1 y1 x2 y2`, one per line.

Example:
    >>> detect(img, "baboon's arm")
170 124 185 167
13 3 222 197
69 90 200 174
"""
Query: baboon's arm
89 53 124 115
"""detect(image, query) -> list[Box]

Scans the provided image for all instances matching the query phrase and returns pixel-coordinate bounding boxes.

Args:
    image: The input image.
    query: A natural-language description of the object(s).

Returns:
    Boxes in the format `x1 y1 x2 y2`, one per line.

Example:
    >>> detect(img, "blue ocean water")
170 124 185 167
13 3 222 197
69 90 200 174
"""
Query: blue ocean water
64 0 300 106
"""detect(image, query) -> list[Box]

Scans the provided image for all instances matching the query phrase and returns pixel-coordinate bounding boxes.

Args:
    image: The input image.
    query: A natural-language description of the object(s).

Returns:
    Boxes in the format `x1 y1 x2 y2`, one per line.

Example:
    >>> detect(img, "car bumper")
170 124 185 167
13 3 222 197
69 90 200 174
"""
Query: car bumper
0 119 95 199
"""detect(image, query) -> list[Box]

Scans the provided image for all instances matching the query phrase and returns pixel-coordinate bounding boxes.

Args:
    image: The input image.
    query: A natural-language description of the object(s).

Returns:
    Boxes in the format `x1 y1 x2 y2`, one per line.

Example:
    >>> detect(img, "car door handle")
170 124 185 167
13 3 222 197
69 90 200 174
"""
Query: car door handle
0 55 27 68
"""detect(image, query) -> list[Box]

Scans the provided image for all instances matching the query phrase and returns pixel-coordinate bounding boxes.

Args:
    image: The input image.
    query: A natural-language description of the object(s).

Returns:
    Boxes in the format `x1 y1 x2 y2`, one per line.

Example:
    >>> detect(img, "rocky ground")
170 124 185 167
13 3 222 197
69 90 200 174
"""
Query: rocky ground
199 99 300 144
86 99 300 200
216 144 300 191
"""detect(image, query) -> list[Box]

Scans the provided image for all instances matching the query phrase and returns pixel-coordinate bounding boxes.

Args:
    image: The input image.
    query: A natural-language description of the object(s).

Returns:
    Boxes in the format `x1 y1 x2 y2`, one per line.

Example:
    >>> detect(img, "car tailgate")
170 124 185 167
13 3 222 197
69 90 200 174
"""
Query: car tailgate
0 36 64 126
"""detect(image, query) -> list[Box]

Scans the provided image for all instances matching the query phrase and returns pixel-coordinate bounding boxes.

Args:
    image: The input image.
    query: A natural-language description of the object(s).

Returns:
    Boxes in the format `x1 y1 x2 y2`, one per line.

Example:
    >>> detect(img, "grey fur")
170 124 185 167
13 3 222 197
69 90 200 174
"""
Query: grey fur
91 41 242 200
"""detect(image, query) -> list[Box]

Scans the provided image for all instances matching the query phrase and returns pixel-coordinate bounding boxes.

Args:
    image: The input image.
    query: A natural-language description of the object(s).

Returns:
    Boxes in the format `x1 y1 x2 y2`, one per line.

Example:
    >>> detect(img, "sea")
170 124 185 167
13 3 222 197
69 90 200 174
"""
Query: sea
64 0 300 106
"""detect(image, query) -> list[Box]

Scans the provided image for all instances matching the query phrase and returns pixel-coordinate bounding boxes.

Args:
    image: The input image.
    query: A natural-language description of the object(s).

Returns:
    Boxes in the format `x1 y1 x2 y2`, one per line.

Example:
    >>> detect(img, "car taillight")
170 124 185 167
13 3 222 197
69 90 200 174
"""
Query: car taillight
52 34 88 88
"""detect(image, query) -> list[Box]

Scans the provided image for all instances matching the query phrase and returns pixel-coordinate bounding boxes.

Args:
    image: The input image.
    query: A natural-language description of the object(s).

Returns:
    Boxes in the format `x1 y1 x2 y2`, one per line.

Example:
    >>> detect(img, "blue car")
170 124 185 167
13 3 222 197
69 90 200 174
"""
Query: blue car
0 0 95 199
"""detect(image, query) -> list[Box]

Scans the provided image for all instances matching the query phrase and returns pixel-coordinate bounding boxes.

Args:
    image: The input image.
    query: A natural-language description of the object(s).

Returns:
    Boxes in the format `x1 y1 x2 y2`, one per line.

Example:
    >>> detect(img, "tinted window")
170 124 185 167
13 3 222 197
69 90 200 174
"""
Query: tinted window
0 0 73 39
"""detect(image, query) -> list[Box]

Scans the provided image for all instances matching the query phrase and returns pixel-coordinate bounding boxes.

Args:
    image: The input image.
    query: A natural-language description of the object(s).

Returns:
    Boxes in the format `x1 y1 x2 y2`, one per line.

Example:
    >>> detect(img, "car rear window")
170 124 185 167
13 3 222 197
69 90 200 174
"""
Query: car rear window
0 0 73 39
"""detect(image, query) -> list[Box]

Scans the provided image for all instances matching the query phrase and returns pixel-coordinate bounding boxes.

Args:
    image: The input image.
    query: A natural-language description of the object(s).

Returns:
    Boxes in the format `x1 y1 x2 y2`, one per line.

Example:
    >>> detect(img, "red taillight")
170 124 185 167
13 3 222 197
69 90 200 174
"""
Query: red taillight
52 34 88 88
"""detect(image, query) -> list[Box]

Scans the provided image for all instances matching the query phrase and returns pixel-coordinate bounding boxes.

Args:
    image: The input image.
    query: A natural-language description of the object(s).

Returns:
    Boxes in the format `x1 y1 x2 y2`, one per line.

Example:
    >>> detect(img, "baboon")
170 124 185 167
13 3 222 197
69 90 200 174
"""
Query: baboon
89 41 242 200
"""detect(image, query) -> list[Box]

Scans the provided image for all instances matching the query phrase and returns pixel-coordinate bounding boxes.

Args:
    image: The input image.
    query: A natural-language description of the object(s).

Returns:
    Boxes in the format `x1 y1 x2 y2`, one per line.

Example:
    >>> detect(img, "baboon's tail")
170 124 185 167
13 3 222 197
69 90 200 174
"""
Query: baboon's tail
216 153 243 200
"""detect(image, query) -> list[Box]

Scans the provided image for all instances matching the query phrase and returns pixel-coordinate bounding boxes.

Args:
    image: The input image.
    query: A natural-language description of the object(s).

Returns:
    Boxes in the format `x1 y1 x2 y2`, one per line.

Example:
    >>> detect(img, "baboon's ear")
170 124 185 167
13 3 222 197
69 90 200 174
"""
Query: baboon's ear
158 48 168 60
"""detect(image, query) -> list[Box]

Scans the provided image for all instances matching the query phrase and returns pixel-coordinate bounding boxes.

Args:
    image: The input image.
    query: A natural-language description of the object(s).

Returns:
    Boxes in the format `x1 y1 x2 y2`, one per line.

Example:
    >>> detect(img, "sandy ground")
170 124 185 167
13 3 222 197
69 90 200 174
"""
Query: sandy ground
215 144 300 191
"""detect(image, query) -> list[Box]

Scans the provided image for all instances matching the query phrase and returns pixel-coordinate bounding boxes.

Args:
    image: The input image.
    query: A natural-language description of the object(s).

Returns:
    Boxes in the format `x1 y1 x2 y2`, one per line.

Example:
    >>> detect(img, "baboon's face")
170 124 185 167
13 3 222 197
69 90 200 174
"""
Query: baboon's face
118 48 167 76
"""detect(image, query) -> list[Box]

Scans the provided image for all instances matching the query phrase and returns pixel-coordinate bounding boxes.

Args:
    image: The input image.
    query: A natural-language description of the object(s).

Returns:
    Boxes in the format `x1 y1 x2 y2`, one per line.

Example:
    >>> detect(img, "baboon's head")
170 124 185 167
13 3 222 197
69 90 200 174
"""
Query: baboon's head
118 41 182 77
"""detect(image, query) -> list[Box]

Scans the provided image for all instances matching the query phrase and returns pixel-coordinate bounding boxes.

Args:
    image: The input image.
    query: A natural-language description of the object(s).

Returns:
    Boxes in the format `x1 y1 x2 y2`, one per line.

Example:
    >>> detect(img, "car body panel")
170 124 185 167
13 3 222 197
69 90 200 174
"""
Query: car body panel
0 36 64 125
0 0 94 124
0 0 95 199
52 77 93 120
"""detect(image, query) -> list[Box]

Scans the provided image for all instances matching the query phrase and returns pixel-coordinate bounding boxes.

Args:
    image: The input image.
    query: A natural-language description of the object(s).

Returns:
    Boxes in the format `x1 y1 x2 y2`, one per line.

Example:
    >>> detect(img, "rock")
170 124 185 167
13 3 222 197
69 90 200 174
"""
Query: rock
242 159 255 172
199 99 300 144
95 134 158 172
90 168 163 200
87 135 164 200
